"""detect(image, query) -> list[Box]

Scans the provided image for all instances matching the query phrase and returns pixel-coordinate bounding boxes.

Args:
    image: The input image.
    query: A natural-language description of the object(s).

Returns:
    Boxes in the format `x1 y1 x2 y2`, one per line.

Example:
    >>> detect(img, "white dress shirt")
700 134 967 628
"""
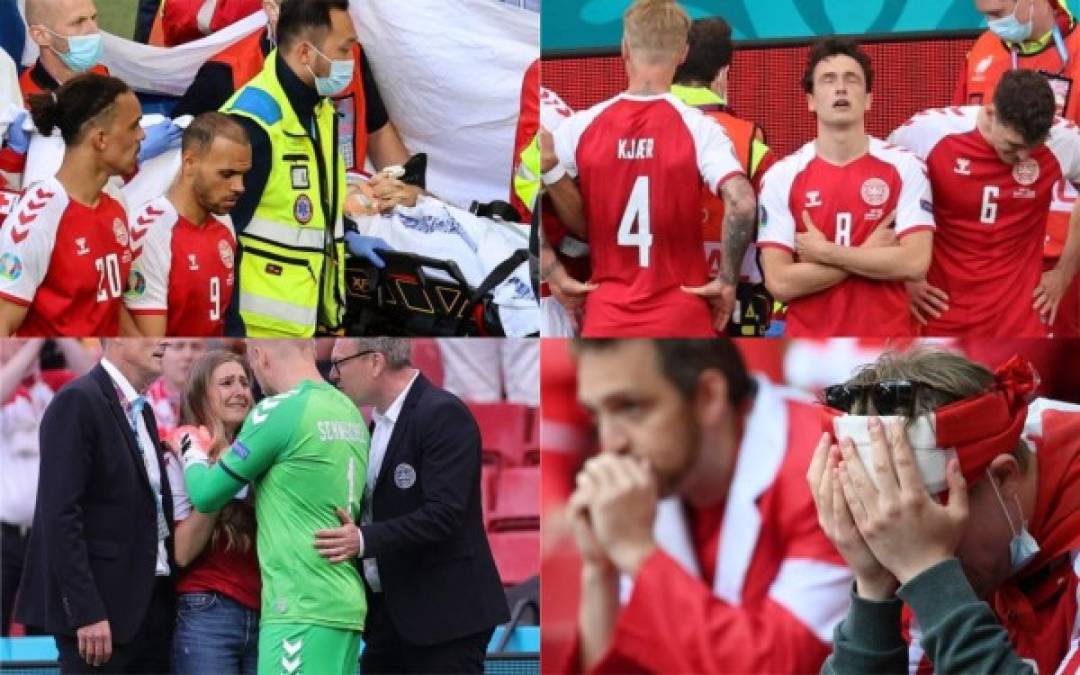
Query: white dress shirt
361 369 420 592
100 358 170 577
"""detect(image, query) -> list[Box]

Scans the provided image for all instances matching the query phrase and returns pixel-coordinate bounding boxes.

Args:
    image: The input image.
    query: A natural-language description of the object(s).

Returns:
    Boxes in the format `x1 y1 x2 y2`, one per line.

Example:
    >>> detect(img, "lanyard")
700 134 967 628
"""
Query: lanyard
1011 23 1070 72
115 385 168 542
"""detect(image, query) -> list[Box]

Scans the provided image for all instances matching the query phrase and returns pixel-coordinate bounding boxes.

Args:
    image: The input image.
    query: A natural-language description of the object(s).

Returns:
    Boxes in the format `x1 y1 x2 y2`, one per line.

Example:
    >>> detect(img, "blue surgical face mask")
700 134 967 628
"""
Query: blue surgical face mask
987 0 1034 43
305 42 353 97
45 28 103 72
986 469 1040 573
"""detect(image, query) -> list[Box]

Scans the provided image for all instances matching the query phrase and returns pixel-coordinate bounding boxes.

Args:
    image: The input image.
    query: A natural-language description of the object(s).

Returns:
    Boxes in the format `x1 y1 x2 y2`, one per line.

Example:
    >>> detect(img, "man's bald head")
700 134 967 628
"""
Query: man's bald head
26 0 98 33
249 339 315 361
245 339 318 394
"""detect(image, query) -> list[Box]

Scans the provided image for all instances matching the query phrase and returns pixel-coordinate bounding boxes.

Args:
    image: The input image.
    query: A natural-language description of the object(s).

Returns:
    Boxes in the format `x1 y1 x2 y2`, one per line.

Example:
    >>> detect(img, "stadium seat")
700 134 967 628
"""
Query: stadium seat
489 530 540 586
469 402 531 466
523 407 540 466
489 466 540 531
410 338 445 387
481 463 499 524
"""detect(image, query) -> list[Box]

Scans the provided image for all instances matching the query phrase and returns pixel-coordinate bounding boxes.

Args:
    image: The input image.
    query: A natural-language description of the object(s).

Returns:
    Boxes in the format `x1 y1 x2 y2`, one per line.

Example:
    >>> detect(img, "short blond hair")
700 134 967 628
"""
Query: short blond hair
623 0 690 64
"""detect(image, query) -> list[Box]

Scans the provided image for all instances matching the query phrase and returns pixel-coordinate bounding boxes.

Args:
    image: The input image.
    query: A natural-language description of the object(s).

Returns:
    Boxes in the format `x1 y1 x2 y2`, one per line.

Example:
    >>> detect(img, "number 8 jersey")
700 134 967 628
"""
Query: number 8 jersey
553 93 745 337
0 176 132 336
124 196 237 337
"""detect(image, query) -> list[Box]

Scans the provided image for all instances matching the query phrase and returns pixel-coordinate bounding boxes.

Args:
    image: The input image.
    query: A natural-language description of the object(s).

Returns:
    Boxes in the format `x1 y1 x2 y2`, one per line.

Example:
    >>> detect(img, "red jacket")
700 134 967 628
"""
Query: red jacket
905 402 1080 675
553 380 852 674
161 0 261 47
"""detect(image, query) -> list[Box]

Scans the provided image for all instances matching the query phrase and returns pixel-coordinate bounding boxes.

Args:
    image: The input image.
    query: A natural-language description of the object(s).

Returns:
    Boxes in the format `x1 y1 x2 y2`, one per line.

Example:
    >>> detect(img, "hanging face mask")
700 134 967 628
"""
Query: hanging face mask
987 0 1034 43
305 42 353 97
44 28 104 72
986 468 1040 573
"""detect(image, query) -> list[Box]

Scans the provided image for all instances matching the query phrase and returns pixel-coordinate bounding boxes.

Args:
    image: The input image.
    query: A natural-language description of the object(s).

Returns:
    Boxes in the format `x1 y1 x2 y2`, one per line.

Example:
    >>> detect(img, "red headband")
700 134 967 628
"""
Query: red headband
820 355 1038 484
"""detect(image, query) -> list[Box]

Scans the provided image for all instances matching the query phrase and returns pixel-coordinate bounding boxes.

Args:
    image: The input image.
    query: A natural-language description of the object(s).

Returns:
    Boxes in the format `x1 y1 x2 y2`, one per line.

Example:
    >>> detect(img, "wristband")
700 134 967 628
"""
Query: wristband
542 163 567 186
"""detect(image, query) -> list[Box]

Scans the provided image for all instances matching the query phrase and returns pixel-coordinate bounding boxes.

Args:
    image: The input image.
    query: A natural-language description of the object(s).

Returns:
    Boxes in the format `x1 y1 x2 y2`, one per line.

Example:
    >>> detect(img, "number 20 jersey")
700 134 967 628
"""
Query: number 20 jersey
553 93 744 337
0 176 132 336
890 106 1080 337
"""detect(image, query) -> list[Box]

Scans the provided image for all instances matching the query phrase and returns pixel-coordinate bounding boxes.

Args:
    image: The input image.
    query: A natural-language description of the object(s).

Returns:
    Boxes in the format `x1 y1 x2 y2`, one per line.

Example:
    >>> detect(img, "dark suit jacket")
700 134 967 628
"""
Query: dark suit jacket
360 373 509 646
15 364 176 643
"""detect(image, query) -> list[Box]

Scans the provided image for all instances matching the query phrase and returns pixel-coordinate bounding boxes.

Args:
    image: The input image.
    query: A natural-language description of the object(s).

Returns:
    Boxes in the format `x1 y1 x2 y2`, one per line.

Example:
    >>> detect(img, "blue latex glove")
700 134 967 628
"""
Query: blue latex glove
5 110 30 155
137 120 183 164
345 231 394 268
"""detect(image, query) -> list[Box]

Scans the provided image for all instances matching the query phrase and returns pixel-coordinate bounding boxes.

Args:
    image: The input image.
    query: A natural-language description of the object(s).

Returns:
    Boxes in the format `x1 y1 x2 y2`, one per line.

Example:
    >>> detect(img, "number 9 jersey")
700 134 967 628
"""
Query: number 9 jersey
552 93 745 337
0 176 132 336
124 196 237 336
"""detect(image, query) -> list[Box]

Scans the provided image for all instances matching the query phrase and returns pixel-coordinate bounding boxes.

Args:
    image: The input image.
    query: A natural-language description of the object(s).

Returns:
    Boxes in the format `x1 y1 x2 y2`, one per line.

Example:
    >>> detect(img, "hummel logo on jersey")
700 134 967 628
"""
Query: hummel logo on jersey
251 398 282 425
954 158 971 175
11 187 54 243
75 237 89 256
617 138 654 160
805 191 822 208
188 254 199 271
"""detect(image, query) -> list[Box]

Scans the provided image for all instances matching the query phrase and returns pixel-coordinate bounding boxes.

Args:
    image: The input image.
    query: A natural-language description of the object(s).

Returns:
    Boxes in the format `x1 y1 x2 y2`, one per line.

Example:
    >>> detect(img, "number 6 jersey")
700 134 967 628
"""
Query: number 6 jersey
889 106 1080 337
553 92 745 337
124 196 237 336
0 176 132 336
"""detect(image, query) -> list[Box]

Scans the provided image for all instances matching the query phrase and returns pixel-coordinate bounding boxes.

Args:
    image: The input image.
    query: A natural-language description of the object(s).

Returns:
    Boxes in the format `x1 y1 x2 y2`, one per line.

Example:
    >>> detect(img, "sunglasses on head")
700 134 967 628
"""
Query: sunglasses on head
823 379 932 416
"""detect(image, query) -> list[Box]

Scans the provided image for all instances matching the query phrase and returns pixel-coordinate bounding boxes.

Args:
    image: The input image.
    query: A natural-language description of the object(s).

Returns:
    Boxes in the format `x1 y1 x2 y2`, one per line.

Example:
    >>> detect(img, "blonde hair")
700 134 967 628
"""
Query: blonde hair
623 0 690 65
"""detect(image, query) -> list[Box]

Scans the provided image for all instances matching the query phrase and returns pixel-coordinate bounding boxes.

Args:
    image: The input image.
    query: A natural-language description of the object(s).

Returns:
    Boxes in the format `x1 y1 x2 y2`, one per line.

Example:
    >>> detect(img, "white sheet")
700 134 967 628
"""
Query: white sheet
353 195 538 336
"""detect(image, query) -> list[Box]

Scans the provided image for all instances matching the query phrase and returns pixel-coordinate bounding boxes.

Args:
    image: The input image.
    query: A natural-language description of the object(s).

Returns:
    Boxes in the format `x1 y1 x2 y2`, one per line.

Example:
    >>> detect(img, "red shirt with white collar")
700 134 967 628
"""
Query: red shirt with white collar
0 176 132 336
124 196 236 336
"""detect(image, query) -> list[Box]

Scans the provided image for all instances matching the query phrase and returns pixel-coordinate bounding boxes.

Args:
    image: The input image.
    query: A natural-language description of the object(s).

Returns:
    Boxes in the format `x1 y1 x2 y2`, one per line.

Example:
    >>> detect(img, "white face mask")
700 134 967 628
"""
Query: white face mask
985 468 1040 573
832 414 957 495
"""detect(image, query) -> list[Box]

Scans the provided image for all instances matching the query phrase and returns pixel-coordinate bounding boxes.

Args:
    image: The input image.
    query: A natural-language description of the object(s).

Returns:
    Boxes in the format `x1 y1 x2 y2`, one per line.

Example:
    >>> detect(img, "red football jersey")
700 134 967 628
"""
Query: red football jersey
757 138 935 337
124 196 236 336
0 177 131 336
552 92 744 337
890 106 1080 337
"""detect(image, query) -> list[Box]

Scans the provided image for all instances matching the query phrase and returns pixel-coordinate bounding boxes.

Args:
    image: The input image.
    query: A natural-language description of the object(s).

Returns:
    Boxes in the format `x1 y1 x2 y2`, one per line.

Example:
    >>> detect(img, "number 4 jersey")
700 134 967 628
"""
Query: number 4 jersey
124 196 237 336
553 92 745 337
0 176 132 336
889 106 1080 337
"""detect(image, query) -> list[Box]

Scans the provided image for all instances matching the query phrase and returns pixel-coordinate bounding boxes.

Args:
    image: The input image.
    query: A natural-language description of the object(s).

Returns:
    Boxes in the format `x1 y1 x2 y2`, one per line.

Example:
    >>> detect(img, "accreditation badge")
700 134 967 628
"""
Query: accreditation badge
291 165 310 190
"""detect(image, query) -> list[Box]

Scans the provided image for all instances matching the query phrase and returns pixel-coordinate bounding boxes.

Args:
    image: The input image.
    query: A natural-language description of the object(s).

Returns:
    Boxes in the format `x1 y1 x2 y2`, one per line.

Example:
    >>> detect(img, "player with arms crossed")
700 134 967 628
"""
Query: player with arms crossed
125 112 251 336
890 69 1080 336
757 39 935 337
180 340 369 675
544 0 757 337
0 73 144 336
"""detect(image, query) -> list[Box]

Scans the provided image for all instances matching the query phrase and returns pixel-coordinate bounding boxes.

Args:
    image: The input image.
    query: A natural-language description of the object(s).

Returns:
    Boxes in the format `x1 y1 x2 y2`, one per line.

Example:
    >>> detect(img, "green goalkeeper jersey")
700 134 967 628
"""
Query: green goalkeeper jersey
185 379 369 630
